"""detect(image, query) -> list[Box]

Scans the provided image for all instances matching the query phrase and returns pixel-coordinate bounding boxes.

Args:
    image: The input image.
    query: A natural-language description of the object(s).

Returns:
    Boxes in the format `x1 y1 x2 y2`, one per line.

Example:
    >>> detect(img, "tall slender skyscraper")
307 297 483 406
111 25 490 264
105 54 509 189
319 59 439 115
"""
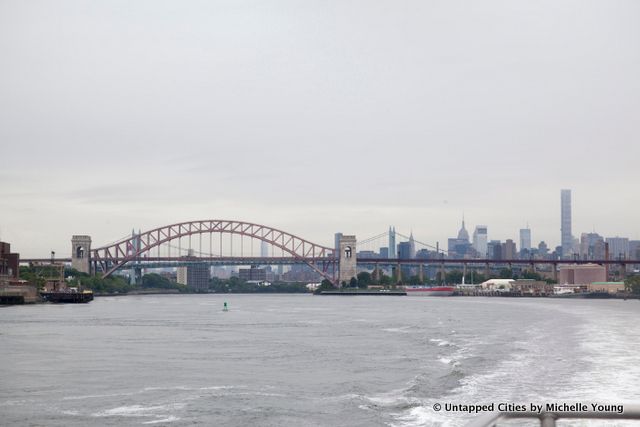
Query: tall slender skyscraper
519 227 531 252
388 226 396 258
409 232 415 259
561 189 572 257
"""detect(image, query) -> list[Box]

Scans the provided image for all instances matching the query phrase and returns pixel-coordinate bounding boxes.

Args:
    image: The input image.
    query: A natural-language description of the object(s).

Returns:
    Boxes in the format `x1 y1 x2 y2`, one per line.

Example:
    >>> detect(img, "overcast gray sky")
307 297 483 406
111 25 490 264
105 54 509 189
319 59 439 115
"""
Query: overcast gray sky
1 0 639 257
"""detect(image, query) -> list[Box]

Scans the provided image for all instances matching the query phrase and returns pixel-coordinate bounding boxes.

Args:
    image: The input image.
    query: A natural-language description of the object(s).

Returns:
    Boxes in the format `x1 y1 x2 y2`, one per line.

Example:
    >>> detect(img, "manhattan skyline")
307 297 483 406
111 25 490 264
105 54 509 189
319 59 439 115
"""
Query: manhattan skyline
1 1 639 256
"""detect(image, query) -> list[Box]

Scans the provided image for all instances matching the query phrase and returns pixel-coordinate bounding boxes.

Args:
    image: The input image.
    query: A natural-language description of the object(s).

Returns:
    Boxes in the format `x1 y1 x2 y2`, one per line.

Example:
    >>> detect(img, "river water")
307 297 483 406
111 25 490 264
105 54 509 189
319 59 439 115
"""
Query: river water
1 295 639 426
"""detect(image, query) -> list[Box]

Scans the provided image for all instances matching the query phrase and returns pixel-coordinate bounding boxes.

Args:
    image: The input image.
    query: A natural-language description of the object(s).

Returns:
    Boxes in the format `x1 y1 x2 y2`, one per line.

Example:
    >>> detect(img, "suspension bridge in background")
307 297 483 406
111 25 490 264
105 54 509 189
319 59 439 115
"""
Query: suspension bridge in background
20 219 639 284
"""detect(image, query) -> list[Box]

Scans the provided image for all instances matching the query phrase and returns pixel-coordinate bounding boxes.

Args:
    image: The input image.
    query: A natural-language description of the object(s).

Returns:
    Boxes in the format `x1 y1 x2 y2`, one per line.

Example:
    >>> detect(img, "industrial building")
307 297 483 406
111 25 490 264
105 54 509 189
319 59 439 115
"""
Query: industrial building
558 264 606 285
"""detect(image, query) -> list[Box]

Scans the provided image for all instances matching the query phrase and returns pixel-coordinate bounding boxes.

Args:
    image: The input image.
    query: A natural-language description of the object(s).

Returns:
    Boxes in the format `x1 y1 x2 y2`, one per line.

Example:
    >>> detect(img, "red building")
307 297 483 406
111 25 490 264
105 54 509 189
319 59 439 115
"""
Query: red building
0 241 20 279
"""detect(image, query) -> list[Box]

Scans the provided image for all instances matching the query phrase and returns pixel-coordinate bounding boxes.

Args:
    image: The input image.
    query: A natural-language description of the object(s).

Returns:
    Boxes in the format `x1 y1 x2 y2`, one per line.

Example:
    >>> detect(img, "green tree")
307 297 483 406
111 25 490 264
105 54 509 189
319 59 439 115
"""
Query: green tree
357 271 372 288
64 267 90 279
74 275 133 294
446 270 463 284
470 272 486 284
406 275 422 285
625 275 640 295
209 277 230 293
370 268 394 286
314 279 337 294
499 268 514 279
380 274 393 286
521 270 543 281
349 277 358 288
141 273 178 289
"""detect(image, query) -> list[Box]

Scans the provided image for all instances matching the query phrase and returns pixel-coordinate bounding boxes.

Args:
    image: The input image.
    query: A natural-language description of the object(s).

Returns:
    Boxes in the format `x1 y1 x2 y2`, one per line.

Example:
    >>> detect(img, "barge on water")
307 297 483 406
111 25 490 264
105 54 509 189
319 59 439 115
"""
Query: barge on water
41 289 94 303
404 285 455 296
320 290 406 296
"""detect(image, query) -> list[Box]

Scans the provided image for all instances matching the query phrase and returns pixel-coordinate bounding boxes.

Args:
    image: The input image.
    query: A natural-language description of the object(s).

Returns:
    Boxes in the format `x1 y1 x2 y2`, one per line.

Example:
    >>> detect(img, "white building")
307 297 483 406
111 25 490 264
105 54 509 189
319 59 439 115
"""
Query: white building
480 279 514 291
473 225 488 257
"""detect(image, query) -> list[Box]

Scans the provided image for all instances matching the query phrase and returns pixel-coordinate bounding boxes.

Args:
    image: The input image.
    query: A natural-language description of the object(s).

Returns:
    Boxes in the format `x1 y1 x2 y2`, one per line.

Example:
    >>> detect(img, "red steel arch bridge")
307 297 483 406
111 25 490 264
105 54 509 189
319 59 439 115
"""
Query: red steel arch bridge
89 220 338 282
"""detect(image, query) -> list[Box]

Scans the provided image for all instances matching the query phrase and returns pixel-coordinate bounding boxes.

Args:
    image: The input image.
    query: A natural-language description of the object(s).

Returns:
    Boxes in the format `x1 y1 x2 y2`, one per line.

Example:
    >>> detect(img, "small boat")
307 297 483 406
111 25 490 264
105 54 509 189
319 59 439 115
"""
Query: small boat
404 285 455 296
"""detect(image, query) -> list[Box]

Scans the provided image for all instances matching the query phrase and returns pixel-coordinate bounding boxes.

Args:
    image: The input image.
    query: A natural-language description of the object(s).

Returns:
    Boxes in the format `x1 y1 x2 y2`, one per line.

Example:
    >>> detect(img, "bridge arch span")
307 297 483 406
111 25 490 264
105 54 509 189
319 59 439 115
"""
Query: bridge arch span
92 220 336 281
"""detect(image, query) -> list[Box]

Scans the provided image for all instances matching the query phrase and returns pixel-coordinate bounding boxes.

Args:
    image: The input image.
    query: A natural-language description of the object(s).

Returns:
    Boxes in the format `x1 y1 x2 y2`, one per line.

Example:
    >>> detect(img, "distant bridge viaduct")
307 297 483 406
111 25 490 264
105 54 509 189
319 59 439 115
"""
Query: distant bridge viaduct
19 219 638 285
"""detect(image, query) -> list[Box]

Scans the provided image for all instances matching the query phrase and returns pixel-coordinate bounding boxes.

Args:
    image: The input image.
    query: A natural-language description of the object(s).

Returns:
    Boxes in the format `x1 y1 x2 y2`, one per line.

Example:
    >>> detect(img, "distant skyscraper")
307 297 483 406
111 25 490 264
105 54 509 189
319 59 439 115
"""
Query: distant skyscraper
606 237 630 259
260 240 269 257
409 232 415 258
447 217 471 258
398 241 413 259
398 237 416 276
629 241 640 260
561 189 572 257
538 241 549 257
502 239 517 259
472 225 488 257
457 216 469 243
388 226 396 258
487 240 502 260
519 227 531 252
415 248 431 259
580 232 604 260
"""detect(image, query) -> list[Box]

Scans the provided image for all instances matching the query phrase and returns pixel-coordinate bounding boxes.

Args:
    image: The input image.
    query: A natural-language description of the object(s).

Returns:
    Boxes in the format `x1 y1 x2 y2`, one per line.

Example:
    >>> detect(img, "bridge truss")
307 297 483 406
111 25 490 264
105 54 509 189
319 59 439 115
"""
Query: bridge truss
91 220 337 281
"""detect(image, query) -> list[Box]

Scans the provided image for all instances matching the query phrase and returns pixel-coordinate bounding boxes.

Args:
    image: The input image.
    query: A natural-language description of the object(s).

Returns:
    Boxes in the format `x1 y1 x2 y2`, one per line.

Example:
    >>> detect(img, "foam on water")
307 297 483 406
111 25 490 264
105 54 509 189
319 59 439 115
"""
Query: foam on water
388 301 640 427
556 303 640 403
0 399 33 407
429 338 451 347
363 390 423 411
142 416 180 424
383 327 412 334
93 403 185 418
392 405 453 427
64 391 138 400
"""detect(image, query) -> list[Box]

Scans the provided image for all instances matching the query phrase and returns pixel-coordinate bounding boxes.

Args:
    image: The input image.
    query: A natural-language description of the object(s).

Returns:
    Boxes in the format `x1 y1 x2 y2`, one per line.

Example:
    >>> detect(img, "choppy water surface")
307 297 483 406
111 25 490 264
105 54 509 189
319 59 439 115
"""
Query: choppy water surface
1 295 639 426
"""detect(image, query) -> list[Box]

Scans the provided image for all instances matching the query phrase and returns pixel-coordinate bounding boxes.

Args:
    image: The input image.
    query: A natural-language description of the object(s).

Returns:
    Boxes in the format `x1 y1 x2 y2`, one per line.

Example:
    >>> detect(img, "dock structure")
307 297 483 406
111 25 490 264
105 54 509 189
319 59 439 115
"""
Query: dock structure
0 284 39 304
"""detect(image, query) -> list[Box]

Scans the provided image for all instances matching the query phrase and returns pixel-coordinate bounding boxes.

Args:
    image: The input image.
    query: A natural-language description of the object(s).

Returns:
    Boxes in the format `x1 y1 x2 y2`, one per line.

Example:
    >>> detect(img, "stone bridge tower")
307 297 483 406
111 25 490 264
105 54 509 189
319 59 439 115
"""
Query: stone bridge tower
71 235 92 274
338 235 357 286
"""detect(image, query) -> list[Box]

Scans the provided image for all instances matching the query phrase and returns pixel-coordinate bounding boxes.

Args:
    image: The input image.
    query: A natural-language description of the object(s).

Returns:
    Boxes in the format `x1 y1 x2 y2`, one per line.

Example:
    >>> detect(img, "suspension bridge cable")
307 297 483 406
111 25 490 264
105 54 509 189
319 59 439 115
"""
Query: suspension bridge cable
358 231 390 245
395 232 450 254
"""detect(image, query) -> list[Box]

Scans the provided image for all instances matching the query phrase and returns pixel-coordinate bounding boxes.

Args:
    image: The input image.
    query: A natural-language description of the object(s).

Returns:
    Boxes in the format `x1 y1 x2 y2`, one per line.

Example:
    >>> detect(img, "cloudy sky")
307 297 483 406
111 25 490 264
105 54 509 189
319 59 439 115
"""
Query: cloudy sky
1 0 639 257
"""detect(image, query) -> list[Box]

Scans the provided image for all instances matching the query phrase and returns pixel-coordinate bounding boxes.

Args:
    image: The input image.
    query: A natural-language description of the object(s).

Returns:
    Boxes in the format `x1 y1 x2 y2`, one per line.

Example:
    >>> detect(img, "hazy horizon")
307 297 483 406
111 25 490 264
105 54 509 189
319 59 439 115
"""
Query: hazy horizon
1 1 639 257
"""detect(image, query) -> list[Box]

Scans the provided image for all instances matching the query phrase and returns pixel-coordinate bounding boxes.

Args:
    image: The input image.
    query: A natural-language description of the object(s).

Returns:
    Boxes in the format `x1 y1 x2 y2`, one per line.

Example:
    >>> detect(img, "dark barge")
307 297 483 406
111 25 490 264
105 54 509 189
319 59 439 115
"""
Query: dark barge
40 290 94 303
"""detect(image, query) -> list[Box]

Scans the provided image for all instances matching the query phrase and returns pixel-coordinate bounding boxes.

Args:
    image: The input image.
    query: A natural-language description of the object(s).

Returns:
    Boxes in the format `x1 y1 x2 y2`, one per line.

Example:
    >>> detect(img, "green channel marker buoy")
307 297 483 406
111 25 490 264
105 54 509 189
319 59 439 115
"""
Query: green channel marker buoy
223 302 228 312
